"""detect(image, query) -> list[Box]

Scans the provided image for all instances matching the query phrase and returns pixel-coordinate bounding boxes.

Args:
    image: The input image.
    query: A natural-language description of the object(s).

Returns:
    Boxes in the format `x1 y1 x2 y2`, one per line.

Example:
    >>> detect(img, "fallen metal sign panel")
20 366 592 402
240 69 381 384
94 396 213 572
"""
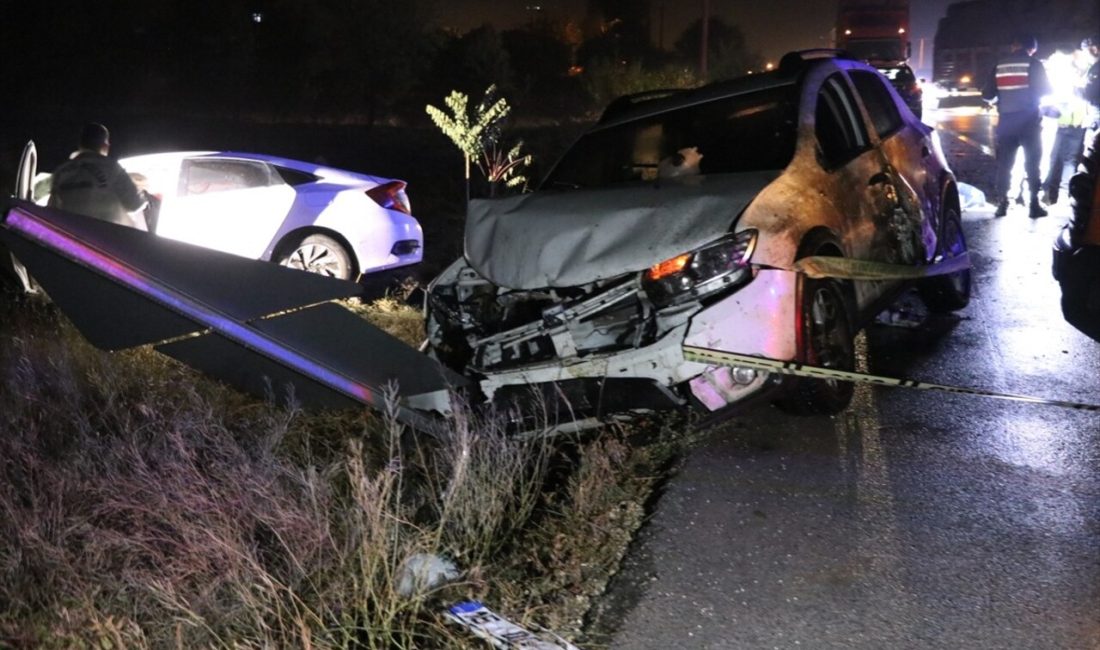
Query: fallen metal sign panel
684 345 1100 412
0 201 458 426
156 306 463 428
251 302 468 398
1 201 362 328
155 328 449 430
156 332 367 411
1 207 206 349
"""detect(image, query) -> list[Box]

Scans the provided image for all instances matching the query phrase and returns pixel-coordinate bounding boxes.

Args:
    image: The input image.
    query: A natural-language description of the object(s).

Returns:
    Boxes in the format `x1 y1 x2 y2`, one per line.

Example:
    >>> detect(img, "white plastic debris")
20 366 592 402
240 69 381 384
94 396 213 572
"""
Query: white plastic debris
957 182 988 211
875 290 928 329
396 553 460 598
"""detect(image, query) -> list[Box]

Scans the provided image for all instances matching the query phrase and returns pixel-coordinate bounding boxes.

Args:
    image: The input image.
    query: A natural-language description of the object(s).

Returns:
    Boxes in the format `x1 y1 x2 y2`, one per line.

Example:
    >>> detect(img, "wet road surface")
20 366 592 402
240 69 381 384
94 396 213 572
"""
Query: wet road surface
595 123 1100 648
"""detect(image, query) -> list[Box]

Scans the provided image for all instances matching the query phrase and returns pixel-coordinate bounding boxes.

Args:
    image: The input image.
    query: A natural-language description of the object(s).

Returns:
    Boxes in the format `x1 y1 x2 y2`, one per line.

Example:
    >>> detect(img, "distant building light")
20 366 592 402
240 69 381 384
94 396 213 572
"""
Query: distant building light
898 27 906 34
765 62 774 70
844 29 852 35
251 12 263 24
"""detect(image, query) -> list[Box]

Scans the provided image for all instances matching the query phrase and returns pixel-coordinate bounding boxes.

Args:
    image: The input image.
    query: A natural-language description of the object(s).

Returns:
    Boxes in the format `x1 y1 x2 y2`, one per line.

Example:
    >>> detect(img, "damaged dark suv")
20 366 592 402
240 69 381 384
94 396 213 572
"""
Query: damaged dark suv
425 51 970 428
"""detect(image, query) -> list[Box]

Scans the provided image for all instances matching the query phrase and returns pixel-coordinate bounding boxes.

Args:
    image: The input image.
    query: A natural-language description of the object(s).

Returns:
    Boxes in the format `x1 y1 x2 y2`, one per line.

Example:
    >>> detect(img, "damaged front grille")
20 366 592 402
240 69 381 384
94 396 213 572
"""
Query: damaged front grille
427 266 689 372
472 280 651 370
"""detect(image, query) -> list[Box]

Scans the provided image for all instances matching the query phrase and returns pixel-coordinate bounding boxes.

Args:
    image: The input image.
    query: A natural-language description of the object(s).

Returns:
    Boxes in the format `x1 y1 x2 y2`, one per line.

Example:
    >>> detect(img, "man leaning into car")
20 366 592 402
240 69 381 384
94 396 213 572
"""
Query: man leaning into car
48 122 146 227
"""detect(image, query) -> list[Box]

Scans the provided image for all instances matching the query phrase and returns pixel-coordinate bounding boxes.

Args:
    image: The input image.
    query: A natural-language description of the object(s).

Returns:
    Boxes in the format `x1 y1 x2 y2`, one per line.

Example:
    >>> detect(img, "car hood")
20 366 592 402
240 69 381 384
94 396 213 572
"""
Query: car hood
464 171 779 289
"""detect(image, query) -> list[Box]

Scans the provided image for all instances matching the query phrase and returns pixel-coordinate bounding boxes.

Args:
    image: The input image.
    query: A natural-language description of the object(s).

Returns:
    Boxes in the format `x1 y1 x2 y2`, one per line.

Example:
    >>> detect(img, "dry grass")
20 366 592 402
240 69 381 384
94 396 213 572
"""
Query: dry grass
0 295 692 648
343 293 426 348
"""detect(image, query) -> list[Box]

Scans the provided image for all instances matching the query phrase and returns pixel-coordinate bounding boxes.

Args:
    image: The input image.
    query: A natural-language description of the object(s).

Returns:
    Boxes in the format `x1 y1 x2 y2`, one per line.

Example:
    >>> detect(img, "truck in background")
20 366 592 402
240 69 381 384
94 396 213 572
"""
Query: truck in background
836 0 924 118
932 0 1099 93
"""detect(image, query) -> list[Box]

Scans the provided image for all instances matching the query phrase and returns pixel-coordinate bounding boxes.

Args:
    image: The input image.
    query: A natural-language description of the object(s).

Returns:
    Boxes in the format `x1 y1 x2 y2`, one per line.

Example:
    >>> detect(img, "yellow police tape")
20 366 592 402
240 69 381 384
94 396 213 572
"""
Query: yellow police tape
787 252 971 280
683 345 1100 413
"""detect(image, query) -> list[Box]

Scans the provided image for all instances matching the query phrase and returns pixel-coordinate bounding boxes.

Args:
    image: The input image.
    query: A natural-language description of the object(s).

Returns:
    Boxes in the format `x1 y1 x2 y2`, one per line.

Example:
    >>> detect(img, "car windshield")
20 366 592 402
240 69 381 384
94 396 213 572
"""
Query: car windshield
543 84 798 190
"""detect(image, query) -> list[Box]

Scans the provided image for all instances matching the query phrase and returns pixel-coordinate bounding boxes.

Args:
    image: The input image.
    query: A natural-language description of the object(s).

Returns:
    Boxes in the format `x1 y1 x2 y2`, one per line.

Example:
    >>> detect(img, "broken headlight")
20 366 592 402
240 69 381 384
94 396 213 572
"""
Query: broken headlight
642 229 757 305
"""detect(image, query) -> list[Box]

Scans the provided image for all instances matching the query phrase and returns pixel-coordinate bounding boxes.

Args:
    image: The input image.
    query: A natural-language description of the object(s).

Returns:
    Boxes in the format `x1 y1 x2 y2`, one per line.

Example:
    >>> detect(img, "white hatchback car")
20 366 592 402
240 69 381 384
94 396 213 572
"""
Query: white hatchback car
67 151 423 280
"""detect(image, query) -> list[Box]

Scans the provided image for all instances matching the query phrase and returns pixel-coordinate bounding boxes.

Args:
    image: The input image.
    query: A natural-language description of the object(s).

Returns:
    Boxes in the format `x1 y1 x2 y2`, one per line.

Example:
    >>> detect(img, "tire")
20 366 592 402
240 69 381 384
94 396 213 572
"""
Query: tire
276 234 354 280
919 203 971 312
775 276 856 415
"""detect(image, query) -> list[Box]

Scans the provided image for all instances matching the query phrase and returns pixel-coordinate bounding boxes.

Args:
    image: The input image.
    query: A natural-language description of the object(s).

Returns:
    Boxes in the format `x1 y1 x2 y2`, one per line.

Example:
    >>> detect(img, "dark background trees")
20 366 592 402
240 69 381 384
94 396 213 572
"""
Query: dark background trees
0 2 759 212
675 17 762 82
2 2 760 126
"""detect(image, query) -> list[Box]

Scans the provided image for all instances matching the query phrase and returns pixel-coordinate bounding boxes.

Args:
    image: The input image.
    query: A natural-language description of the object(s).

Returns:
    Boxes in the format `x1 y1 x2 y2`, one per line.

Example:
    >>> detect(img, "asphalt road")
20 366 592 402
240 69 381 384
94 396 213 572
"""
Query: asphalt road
594 113 1100 649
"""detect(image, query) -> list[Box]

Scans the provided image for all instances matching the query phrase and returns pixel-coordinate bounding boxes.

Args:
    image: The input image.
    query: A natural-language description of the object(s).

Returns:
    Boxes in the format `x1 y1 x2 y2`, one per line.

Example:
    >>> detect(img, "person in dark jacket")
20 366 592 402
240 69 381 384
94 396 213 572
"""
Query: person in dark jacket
47 122 146 226
982 34 1053 218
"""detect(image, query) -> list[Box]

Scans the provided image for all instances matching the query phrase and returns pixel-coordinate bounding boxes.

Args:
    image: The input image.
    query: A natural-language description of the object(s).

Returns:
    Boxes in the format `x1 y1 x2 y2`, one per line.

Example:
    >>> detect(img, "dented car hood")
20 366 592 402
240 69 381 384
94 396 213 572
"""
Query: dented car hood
464 171 779 289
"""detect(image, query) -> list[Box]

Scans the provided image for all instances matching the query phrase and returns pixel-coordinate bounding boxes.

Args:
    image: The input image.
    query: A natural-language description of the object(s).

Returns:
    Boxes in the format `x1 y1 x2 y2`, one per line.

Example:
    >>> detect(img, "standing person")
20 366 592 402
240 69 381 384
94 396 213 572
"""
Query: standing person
982 33 1053 218
48 122 146 226
1042 38 1099 205
1085 35 1100 136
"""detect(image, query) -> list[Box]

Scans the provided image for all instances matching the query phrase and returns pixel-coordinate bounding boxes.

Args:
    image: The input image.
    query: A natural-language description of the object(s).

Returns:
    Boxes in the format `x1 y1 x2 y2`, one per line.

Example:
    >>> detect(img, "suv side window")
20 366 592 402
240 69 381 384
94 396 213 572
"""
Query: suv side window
180 160 272 196
849 70 903 139
815 73 870 170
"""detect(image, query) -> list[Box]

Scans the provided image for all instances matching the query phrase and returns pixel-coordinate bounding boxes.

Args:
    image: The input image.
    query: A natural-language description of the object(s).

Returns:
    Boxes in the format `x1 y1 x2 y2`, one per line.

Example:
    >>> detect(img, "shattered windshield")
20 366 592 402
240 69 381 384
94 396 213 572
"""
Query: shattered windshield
544 84 798 190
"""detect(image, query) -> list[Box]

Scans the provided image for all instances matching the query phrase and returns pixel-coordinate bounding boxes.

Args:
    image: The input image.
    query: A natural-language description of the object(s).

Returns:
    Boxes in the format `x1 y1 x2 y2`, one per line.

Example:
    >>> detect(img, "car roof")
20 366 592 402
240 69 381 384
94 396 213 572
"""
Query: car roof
119 151 387 184
593 50 871 129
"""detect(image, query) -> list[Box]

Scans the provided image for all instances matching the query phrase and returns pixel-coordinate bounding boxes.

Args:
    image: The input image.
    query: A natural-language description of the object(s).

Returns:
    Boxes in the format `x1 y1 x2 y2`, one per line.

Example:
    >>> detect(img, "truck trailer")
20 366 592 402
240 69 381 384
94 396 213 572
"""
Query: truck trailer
836 0 923 117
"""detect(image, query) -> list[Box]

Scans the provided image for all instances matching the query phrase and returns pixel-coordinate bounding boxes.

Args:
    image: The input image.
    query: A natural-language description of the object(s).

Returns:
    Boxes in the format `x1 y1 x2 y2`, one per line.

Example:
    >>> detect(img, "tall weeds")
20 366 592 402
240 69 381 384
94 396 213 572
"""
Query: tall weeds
0 297 678 648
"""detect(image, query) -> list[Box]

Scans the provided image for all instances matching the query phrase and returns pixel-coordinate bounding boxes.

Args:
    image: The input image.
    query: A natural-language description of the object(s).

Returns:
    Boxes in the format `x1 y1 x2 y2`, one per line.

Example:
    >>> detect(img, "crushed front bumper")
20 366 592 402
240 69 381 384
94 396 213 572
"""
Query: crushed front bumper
473 268 799 416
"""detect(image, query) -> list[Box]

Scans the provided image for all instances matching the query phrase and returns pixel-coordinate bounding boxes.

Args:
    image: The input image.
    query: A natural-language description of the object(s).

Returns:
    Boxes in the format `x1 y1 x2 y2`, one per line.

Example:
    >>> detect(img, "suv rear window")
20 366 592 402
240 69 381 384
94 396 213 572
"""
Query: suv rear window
849 69 904 138
544 84 798 190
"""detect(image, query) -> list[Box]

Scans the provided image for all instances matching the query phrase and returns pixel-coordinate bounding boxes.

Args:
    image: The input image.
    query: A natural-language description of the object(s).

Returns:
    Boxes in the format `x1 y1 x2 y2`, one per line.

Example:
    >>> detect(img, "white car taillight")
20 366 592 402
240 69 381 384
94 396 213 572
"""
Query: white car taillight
366 181 411 214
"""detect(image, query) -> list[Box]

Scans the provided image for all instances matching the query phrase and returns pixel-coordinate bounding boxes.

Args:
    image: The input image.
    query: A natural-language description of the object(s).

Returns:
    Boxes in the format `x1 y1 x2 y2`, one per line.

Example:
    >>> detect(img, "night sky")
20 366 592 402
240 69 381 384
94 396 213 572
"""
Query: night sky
435 0 954 74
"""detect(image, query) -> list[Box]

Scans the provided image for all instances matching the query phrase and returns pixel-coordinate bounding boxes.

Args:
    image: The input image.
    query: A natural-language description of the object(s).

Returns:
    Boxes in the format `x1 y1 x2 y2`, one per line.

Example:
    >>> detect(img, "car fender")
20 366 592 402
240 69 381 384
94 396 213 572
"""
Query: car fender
737 168 846 271
263 190 421 272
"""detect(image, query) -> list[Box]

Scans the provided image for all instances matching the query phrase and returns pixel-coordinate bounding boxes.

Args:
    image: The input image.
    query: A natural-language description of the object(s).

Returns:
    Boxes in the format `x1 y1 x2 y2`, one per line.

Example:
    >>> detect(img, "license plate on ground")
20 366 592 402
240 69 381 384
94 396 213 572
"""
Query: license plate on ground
446 601 580 650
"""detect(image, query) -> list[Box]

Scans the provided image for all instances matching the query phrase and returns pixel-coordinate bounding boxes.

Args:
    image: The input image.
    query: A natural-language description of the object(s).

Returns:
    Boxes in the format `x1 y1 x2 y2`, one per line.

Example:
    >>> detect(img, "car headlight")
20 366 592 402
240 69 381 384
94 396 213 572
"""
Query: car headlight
642 229 757 305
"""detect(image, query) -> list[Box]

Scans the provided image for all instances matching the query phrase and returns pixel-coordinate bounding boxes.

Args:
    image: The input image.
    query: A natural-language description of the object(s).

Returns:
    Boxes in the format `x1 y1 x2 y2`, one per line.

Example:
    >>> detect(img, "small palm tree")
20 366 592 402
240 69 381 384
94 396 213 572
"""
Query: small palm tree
426 85 531 203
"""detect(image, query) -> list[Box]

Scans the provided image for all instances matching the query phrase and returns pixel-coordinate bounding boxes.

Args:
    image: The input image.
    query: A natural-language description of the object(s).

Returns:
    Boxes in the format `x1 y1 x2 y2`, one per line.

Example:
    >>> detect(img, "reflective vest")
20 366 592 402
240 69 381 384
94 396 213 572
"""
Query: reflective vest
984 51 1050 115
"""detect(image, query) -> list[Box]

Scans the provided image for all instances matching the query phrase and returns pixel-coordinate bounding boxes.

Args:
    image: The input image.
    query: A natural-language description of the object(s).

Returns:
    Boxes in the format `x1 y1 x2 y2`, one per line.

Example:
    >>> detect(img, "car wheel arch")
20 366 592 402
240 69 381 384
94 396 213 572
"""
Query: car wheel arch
272 227 360 278
794 226 858 330
940 177 961 217
795 226 845 260
775 232 858 415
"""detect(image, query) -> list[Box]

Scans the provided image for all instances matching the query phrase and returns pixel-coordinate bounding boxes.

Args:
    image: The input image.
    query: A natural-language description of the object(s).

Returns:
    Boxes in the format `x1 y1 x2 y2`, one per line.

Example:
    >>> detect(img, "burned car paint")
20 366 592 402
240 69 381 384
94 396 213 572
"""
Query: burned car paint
426 51 970 422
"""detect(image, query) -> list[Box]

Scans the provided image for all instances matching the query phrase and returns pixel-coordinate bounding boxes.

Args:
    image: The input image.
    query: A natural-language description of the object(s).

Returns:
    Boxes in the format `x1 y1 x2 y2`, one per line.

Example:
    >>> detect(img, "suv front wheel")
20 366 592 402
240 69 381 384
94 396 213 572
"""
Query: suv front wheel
775 275 856 415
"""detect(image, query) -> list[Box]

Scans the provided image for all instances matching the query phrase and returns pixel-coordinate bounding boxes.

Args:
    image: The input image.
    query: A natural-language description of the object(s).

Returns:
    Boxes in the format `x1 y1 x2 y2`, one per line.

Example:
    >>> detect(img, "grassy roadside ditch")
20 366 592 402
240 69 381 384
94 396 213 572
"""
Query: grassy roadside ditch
0 292 700 648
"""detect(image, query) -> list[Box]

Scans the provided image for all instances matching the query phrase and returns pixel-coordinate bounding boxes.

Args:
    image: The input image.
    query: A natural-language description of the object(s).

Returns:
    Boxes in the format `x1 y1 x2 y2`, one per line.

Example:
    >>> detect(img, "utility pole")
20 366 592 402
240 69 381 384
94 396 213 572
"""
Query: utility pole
658 3 665 50
700 0 710 80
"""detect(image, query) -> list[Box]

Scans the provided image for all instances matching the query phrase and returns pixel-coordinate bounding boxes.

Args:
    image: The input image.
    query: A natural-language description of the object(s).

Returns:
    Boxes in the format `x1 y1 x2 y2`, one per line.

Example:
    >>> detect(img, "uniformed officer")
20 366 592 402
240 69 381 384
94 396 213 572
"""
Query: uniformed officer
982 34 1053 218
